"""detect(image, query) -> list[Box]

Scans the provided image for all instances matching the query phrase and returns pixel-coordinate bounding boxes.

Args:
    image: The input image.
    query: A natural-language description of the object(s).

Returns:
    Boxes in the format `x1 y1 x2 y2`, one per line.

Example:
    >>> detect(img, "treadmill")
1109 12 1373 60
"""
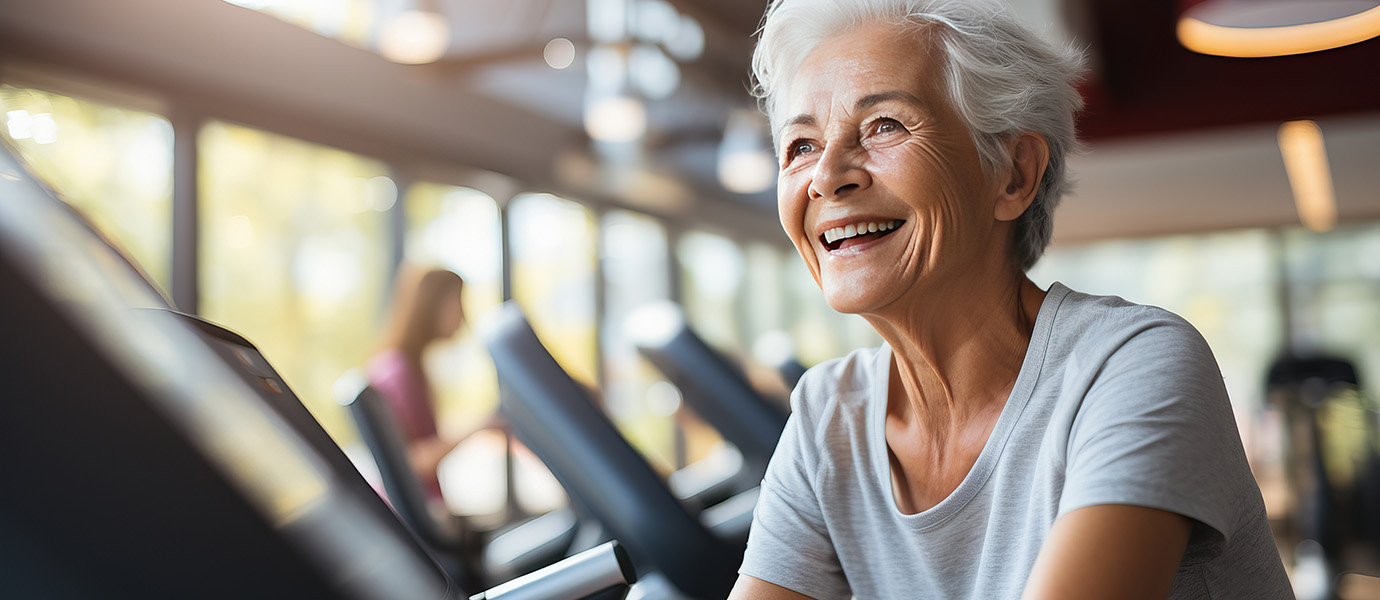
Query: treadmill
482 303 754 600
625 301 789 478
0 140 633 600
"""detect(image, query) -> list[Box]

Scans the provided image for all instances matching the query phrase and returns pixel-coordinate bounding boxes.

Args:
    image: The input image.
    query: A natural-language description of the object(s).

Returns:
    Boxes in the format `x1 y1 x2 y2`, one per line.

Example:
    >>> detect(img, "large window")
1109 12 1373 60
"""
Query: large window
600 210 689 471
0 84 173 294
403 181 528 519
505 193 600 510
742 243 789 348
198 121 392 443
508 193 600 387
1281 224 1380 398
403 182 504 430
223 0 377 49
677 230 747 355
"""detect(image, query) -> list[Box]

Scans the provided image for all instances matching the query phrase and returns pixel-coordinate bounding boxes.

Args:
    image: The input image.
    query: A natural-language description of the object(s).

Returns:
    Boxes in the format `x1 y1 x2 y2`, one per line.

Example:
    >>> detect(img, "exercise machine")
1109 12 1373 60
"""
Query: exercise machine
0 141 634 600
482 302 755 600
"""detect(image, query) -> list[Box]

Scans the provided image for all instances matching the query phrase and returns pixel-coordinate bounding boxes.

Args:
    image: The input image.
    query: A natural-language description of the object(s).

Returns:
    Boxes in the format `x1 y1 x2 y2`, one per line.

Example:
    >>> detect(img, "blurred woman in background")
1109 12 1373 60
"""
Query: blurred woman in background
369 265 495 500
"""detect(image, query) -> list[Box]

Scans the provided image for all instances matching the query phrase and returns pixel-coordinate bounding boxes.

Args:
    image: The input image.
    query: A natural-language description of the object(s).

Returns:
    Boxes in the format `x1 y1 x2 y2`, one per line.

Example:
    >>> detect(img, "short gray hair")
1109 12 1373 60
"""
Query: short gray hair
752 0 1087 271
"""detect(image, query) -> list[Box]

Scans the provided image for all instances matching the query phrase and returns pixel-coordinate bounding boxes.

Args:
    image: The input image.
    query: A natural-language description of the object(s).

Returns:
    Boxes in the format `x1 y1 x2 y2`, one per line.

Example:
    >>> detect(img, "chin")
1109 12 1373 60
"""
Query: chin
821 282 881 316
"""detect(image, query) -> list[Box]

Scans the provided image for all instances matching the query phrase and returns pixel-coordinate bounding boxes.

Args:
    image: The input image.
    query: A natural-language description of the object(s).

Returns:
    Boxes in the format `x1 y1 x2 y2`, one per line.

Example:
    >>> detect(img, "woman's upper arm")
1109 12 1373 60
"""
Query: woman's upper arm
730 575 818 600
738 371 851 599
1060 315 1243 556
1021 504 1192 600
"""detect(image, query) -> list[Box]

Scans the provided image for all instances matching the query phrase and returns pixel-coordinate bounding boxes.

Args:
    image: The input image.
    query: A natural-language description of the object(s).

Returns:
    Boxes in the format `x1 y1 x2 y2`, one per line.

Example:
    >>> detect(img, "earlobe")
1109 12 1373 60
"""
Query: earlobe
994 132 1050 222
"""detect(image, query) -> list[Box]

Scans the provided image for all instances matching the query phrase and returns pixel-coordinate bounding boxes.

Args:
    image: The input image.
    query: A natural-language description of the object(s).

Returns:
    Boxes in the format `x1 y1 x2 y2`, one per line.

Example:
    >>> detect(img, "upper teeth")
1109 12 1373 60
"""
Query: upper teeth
823 220 901 244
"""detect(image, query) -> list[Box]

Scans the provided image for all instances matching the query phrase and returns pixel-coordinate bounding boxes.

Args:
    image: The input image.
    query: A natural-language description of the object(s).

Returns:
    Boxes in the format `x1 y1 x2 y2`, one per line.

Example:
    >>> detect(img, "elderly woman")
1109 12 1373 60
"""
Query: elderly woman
730 1 1291 599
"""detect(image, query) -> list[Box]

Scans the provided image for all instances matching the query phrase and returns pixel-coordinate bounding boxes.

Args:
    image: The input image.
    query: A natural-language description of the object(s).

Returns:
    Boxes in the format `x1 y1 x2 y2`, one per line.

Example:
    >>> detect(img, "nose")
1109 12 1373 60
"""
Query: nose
807 142 870 200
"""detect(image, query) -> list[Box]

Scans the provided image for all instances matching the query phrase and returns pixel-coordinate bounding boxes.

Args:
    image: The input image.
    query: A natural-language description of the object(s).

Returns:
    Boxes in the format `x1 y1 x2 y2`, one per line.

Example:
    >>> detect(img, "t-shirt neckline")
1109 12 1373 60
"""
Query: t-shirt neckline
871 281 1071 528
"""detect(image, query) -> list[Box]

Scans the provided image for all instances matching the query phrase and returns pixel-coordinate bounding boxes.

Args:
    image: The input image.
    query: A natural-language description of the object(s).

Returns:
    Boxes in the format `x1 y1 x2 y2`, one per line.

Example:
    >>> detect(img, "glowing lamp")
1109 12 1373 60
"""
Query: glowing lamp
1177 0 1380 57
1278 120 1337 233
379 9 450 65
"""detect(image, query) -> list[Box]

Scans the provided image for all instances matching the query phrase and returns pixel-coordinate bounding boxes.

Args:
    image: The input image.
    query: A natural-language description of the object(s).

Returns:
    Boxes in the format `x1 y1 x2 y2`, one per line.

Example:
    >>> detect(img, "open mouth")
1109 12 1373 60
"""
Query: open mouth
821 219 905 251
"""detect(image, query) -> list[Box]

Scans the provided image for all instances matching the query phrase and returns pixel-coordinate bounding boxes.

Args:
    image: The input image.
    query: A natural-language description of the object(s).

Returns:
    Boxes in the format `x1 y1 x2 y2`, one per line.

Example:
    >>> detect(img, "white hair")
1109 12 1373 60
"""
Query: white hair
752 0 1087 271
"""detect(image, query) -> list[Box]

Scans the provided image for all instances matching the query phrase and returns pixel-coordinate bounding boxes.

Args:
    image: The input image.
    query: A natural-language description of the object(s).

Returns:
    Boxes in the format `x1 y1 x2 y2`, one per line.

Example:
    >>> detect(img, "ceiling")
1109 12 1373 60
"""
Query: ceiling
0 0 1377 247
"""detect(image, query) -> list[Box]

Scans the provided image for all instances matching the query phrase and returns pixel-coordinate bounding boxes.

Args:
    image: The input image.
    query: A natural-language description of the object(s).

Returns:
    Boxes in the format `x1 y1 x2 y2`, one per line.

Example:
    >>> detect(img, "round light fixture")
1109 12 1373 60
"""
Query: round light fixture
544 38 576 70
1177 0 1380 57
718 150 777 194
379 9 451 64
717 110 777 194
584 95 647 143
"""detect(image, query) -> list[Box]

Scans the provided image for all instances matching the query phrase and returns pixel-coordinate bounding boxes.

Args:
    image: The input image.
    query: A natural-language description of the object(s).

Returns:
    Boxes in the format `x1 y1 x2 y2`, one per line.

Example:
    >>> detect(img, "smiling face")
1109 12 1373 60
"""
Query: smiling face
776 22 1016 316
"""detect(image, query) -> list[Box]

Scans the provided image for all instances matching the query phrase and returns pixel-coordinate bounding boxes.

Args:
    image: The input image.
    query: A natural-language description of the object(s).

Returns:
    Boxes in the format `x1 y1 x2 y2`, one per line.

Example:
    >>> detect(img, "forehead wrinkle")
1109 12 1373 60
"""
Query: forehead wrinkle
856 90 925 113
781 79 926 134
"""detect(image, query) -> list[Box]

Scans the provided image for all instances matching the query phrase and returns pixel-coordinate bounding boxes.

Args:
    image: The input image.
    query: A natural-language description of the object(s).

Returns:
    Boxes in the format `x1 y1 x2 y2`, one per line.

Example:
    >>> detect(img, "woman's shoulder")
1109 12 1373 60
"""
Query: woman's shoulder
366 348 426 395
366 348 410 379
797 345 885 392
790 345 887 420
1057 285 1187 323
1044 286 1224 400
1053 286 1210 356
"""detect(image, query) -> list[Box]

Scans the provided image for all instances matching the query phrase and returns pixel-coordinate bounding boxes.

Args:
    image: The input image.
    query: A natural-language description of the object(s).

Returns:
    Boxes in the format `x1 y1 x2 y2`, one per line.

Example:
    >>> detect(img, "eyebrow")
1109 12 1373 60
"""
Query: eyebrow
778 90 925 136
855 90 924 111
781 114 816 131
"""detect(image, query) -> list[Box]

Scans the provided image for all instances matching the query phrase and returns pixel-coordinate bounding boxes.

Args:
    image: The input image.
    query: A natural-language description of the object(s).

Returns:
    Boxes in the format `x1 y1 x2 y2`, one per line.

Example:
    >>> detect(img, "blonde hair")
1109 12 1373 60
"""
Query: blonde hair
378 265 464 357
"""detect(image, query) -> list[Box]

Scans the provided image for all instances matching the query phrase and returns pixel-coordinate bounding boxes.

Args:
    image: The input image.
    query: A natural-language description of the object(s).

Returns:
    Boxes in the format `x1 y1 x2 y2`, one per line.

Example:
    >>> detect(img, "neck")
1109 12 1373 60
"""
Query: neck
395 337 429 363
866 271 1044 429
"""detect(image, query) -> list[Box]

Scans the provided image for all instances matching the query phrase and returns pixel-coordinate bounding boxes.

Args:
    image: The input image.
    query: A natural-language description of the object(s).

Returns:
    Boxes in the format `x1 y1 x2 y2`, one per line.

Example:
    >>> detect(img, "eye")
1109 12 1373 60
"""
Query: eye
868 117 906 137
784 139 818 162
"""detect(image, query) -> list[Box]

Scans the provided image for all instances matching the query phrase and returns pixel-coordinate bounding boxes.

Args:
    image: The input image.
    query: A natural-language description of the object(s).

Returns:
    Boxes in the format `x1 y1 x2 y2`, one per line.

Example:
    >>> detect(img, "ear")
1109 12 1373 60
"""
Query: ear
994 132 1050 222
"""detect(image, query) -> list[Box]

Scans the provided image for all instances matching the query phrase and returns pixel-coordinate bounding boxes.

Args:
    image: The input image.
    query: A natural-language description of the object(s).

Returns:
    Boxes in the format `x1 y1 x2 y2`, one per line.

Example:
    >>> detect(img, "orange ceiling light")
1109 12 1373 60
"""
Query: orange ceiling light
1278 120 1337 233
1178 0 1380 57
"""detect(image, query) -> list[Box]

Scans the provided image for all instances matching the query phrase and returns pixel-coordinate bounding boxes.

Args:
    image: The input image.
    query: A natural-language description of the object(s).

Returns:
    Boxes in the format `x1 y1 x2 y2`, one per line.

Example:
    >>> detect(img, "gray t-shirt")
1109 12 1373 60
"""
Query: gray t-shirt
740 283 1292 599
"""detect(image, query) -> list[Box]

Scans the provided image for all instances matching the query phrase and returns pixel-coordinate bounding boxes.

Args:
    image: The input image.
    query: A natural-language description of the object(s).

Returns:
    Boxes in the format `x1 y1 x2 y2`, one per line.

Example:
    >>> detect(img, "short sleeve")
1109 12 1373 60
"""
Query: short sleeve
1059 313 1251 562
739 371 852 600
365 350 435 442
